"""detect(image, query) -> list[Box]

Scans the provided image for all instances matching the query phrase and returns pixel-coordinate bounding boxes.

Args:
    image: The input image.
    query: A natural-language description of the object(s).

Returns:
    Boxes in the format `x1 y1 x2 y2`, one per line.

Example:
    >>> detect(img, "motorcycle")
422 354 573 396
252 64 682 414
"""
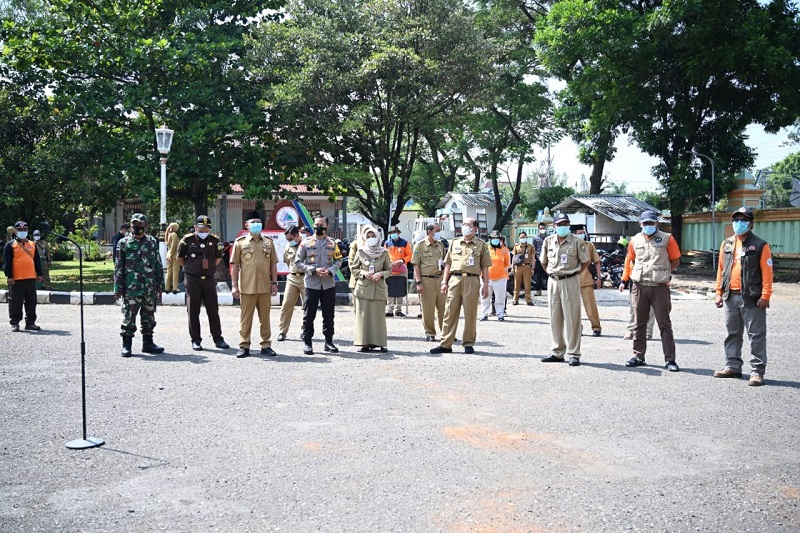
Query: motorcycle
598 248 625 287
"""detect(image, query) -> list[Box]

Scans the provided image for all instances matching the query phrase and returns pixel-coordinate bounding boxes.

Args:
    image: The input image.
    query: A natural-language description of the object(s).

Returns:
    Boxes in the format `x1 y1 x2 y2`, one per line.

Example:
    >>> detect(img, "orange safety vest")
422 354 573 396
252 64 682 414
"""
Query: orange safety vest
11 240 37 280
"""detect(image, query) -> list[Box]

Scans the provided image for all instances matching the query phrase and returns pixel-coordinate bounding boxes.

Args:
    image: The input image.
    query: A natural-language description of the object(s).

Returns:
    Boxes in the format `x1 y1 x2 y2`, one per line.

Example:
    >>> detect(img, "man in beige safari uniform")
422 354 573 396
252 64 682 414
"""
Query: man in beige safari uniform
430 218 491 355
411 223 446 342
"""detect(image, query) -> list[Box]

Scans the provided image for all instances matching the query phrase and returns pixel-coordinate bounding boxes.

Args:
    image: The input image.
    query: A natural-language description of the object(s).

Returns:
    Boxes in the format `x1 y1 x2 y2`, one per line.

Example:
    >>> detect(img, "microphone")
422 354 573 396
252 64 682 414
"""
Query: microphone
39 222 52 235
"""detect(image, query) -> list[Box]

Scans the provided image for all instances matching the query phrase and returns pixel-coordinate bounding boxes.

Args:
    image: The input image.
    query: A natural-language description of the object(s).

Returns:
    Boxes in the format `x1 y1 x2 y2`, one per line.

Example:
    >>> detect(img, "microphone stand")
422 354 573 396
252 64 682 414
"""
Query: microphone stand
41 223 105 450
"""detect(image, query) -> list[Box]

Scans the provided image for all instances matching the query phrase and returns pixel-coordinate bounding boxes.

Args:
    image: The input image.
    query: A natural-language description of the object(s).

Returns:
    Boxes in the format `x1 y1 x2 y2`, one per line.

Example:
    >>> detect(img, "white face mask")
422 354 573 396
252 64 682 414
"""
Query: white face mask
197 231 210 240
366 237 379 247
461 225 474 236
433 232 441 240
16 231 28 240
577 233 587 240
33 235 41 241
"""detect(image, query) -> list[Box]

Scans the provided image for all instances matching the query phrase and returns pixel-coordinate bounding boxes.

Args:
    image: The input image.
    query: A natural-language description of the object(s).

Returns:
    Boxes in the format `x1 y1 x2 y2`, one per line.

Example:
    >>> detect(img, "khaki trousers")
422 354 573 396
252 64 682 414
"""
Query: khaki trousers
239 292 272 349
580 284 601 332
279 277 306 335
419 276 446 337
547 275 582 358
440 276 480 348
513 264 532 302
166 261 181 292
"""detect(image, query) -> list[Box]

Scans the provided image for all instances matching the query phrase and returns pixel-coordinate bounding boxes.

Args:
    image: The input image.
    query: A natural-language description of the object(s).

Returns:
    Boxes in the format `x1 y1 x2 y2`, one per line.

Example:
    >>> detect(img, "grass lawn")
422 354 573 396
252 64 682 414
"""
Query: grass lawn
0 260 115 292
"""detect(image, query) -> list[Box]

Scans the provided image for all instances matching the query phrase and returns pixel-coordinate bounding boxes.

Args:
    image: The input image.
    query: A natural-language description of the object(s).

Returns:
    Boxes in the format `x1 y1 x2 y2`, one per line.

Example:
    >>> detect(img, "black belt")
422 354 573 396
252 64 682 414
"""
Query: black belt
291 272 304 276
421 274 442 278
550 271 579 280
184 272 214 280
730 289 741 294
451 271 479 277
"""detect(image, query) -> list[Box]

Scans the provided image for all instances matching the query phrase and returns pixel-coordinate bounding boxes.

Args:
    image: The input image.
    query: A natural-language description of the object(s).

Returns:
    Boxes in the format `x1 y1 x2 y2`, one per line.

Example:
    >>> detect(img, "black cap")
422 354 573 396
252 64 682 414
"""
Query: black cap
389 226 401 233
731 207 754 221
284 225 299 236
639 210 659 222
553 213 570 225
14 221 29 229
244 210 261 222
195 215 212 227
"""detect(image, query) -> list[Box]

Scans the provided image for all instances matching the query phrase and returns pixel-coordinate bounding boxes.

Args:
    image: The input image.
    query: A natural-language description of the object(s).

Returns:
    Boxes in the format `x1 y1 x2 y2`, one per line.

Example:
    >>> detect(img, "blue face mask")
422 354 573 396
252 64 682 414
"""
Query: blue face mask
390 233 399 241
289 240 298 247
518 237 527 244
491 238 501 246
732 220 750 236
642 225 656 236
555 226 571 238
249 222 262 234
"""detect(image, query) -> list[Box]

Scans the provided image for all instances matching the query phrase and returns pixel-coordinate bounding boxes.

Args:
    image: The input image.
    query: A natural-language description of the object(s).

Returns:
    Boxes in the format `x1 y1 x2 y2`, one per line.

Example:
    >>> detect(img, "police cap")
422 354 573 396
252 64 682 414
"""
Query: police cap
13 220 29 229
195 215 212 227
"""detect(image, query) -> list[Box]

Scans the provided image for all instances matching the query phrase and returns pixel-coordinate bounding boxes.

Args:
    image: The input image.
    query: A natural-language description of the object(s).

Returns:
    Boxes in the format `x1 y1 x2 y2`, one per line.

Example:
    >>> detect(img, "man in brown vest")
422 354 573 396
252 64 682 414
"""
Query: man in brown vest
619 210 682 372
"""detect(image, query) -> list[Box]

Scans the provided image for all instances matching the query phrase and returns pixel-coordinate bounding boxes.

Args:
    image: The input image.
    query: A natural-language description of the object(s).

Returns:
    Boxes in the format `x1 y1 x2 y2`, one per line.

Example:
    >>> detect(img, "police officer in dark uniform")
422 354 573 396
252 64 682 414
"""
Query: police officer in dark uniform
177 215 230 351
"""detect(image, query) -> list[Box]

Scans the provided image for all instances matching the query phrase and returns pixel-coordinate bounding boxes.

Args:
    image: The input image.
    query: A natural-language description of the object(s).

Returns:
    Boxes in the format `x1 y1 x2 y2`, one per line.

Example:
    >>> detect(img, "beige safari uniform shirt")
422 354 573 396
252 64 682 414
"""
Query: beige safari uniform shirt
231 233 278 294
283 243 304 287
579 240 601 287
445 236 492 275
540 233 589 277
411 239 445 276
512 242 534 266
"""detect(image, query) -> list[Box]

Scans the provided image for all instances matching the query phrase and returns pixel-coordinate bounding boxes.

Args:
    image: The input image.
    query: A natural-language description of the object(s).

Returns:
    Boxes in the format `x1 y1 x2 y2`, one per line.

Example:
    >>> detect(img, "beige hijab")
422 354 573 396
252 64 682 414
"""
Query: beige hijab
360 225 385 259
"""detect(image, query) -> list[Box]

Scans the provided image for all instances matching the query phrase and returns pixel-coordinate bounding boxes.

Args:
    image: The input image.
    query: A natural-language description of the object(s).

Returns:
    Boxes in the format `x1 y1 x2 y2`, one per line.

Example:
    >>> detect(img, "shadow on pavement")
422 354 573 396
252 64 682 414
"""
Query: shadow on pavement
28 329 72 336
129 352 209 364
263 354 332 363
674 338 713 345
579 361 663 376
99 447 171 469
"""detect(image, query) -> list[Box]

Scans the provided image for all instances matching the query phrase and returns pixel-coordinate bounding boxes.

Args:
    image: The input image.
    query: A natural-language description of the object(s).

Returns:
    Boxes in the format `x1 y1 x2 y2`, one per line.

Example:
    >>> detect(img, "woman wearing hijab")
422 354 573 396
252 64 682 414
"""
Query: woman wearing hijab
351 225 392 352
164 222 181 293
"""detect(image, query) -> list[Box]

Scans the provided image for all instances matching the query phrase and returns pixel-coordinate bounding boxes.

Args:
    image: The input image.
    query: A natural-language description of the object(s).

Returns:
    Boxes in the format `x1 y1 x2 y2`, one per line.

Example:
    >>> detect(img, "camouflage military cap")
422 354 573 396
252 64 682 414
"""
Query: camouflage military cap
131 213 148 224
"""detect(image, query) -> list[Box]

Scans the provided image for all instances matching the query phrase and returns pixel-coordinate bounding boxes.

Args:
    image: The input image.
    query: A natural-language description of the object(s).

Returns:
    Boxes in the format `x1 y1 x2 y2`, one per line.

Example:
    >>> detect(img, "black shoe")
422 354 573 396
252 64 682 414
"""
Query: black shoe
277 333 287 341
464 346 475 354
665 360 680 372
430 346 452 354
214 339 230 349
385 312 394 317
261 347 278 357
568 357 580 366
359 346 371 352
324 342 339 353
625 357 646 367
394 311 405 317
512 301 519 306
11 324 20 332
25 324 41 331
541 355 566 363
378 347 388 352
121 336 133 357
526 301 534 306
192 341 203 351
235 348 250 358
425 335 436 342
479 316 488 322
592 331 602 337
303 344 314 355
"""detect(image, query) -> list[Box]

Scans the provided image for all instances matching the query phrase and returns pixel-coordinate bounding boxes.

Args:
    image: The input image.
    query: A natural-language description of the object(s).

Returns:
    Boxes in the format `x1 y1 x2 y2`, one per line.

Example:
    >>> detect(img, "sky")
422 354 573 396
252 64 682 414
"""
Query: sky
531 125 798 193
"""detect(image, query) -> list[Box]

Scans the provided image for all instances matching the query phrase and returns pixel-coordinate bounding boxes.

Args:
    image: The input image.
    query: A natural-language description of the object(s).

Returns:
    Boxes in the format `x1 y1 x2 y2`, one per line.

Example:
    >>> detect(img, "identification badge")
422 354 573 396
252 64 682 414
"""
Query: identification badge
468 256 475 266
560 253 568 264
525 253 528 259
369 261 375 274
202 258 209 270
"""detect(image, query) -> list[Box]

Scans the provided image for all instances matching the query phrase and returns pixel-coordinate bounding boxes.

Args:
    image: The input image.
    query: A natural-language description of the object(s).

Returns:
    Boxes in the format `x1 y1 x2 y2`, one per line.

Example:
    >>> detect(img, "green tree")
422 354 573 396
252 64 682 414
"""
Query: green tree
633 190 669 211
536 0 800 244
249 0 490 234
521 172 575 220
1 0 285 219
765 152 800 207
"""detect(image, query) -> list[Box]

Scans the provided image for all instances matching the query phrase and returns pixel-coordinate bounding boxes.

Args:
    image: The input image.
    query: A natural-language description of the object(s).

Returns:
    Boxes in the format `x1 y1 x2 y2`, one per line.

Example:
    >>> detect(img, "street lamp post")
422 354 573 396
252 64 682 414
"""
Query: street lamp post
688 150 716 269
155 125 174 280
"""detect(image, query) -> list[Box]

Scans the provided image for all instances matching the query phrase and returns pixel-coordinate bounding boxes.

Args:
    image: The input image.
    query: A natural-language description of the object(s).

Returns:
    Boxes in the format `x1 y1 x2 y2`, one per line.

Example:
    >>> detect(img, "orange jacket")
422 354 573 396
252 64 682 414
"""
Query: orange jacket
487 245 511 280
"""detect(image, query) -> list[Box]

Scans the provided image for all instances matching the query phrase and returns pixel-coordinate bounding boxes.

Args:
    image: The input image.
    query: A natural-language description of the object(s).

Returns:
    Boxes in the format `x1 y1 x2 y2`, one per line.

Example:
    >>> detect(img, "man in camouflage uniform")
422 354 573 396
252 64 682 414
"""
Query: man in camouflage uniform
114 213 165 357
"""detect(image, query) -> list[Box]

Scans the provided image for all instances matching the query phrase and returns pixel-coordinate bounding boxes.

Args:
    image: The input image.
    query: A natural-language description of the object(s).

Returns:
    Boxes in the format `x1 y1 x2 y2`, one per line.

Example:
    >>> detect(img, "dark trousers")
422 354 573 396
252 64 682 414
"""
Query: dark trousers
533 260 547 291
631 283 675 361
185 274 223 343
8 278 37 326
303 287 336 343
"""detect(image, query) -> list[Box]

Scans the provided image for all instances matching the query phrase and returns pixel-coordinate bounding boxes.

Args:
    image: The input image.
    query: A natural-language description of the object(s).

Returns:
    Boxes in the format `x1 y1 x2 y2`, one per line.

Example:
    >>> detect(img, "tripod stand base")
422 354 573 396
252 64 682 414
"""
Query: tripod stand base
65 437 105 450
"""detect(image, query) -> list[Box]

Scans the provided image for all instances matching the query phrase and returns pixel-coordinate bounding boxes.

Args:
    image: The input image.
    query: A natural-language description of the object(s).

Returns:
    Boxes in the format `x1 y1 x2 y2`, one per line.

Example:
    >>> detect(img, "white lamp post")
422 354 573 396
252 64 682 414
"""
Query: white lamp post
688 150 716 269
155 124 174 279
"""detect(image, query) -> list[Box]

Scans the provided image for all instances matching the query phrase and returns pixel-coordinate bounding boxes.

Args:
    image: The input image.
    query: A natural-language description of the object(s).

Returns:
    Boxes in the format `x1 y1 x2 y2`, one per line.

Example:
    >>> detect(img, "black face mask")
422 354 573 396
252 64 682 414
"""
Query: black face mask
132 225 145 236
314 226 326 236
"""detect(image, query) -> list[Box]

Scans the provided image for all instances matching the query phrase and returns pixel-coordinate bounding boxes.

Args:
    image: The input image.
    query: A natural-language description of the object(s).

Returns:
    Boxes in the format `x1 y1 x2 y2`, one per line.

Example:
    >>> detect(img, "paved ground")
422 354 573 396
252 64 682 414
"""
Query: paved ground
1 281 799 532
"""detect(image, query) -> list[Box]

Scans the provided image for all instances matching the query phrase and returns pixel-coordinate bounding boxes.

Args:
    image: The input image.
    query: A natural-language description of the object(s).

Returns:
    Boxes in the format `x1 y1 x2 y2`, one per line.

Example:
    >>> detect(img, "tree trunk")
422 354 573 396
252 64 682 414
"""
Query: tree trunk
589 132 612 193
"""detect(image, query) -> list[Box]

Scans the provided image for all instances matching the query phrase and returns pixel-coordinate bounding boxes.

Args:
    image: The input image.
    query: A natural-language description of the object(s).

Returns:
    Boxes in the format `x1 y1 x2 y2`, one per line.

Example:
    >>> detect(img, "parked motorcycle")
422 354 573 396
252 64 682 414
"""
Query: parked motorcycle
598 248 625 287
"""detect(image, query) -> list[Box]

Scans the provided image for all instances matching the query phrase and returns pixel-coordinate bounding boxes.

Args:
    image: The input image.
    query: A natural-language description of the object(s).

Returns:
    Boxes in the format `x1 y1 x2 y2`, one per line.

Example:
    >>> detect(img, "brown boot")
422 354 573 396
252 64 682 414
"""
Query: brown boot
713 368 743 379
748 374 764 386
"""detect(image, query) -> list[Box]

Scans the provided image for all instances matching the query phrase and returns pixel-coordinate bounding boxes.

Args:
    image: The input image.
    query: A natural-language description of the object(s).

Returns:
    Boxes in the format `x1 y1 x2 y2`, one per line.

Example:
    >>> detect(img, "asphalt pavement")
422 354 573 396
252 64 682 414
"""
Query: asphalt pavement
1 284 799 532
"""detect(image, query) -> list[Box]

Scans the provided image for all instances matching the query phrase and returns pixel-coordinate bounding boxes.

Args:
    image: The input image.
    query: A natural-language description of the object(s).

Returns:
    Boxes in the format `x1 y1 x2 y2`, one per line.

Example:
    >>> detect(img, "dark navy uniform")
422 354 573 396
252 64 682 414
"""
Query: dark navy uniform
177 218 226 348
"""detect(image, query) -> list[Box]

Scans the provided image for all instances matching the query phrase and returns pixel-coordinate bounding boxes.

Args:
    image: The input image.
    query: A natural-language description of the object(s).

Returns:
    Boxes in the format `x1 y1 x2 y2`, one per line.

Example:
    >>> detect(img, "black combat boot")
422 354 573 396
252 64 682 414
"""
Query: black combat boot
121 336 133 357
141 334 164 354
